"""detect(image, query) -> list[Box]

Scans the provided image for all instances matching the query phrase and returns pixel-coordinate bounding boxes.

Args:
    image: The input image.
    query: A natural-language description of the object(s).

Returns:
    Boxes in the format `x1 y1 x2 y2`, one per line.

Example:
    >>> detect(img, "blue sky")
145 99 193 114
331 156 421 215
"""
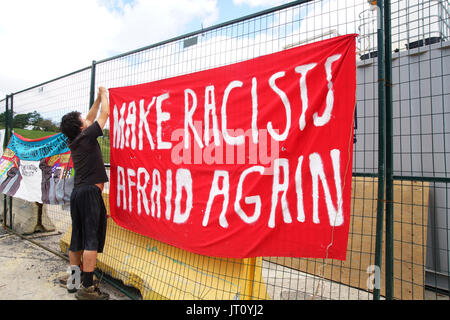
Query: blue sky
214 1 273 25
112 0 291 30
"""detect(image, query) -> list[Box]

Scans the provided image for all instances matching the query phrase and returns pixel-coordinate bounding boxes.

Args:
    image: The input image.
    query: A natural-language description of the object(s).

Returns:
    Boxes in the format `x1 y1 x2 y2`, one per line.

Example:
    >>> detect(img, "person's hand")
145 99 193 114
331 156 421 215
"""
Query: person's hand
98 86 107 97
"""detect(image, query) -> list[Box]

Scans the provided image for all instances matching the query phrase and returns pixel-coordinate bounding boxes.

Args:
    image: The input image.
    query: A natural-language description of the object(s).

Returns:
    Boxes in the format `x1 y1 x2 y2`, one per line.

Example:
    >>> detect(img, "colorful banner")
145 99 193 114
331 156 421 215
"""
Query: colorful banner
109 34 357 259
0 132 74 205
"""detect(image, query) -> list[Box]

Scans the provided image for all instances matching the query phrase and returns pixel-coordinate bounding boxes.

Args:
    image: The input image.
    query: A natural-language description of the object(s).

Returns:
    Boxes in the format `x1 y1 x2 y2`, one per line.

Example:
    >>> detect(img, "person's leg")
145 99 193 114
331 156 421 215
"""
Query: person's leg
81 250 97 287
62 187 84 292
69 250 82 267
78 186 105 289
75 185 109 300
69 187 83 260
68 250 83 282
81 250 97 271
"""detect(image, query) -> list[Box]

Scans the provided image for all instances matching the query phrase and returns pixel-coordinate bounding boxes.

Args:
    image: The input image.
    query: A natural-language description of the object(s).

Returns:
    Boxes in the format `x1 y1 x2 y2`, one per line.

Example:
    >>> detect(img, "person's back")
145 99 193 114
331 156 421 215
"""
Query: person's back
69 121 108 187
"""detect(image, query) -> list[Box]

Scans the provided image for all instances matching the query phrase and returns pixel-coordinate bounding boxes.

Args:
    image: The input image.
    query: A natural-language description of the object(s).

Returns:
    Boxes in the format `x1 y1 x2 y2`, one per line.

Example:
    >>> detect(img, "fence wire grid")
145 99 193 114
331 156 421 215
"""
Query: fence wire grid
1 0 449 300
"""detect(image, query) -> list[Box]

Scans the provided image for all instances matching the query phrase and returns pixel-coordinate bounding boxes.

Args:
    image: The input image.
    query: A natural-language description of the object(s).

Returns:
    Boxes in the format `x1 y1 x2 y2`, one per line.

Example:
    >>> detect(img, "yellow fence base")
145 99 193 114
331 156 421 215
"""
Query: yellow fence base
59 193 270 300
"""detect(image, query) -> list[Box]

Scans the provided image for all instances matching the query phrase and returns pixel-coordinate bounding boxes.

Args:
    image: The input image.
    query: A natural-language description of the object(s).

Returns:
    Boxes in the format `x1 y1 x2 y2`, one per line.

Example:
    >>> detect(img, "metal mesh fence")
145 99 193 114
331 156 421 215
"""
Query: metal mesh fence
2 69 91 252
388 0 450 299
1 0 449 300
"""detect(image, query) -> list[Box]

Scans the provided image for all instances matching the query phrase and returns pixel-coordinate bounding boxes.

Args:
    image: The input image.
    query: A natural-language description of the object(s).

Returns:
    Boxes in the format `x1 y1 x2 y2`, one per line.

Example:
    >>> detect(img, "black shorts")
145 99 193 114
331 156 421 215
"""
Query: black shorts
69 184 107 253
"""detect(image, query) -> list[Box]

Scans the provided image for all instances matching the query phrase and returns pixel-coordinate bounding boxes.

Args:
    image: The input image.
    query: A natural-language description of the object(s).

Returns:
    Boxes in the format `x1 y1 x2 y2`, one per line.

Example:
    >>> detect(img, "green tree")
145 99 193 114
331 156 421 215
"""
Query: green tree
11 111 44 129
28 111 43 126
13 113 32 129
0 111 6 126
36 119 58 132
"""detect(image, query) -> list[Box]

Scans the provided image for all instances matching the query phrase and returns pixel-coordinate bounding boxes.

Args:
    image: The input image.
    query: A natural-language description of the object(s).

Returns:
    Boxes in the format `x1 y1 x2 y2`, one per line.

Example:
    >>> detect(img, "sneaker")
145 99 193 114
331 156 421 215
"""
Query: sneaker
75 284 110 300
58 273 99 293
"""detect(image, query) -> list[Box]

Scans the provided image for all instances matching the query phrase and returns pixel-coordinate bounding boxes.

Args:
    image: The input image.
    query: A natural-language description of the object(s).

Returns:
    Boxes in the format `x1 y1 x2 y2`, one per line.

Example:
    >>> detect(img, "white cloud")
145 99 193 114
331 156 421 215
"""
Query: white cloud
106 0 218 54
0 0 370 105
0 0 219 96
0 1 114 95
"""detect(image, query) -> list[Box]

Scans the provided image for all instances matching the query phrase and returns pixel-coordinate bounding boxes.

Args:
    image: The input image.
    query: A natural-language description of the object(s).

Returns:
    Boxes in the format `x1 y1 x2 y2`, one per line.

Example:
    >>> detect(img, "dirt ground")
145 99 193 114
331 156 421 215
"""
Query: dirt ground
0 228 130 300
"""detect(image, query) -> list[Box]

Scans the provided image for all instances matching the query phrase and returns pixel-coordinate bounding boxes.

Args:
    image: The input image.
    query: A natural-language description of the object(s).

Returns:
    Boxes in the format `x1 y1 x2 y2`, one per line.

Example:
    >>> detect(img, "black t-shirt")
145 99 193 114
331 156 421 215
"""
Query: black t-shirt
69 121 108 186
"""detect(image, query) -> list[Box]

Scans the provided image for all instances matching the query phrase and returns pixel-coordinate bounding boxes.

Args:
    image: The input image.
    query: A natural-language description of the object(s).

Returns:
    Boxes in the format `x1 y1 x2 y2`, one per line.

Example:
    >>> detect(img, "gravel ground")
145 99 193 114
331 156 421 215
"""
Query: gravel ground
0 230 131 300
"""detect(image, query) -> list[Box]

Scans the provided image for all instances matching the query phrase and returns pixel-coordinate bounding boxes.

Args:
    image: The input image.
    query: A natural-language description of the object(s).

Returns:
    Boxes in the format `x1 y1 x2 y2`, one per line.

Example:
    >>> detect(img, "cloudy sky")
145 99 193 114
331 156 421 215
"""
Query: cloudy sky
0 0 294 98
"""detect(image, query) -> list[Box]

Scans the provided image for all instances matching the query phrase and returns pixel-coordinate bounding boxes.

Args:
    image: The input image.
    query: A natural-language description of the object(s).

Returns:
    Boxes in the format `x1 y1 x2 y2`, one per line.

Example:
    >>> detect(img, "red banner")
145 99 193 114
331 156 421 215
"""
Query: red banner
108 34 357 259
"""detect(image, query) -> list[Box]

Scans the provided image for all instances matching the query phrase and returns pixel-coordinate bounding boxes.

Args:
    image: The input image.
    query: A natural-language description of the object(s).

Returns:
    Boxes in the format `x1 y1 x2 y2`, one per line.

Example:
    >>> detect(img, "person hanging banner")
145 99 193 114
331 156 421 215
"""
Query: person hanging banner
0 132 74 205
108 34 357 259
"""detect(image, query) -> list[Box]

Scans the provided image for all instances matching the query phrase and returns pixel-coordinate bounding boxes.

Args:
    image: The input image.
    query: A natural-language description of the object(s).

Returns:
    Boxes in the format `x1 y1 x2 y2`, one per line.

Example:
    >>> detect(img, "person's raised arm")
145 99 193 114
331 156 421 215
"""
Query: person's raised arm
85 90 101 126
97 87 110 130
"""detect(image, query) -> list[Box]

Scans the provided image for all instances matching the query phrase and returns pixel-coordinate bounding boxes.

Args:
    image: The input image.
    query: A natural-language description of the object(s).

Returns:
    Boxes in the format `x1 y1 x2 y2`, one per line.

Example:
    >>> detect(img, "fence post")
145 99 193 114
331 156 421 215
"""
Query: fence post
8 94 13 229
373 0 386 301
3 95 8 229
89 60 97 108
243 257 256 300
383 0 394 300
